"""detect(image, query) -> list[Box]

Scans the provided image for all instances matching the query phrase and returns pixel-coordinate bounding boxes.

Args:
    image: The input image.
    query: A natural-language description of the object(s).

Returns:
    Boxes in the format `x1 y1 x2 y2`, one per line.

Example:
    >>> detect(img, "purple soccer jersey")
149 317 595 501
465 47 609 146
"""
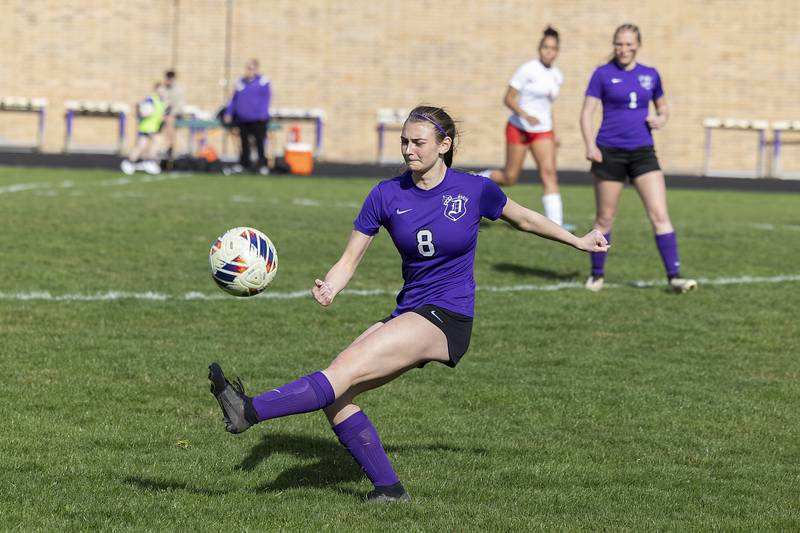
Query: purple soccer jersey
585 62 664 150
225 75 271 122
354 168 508 318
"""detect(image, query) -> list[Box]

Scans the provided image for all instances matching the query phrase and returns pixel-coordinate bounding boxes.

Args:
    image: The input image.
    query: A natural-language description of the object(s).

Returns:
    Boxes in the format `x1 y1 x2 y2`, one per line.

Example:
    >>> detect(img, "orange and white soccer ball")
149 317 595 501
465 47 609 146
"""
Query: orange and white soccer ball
209 227 278 296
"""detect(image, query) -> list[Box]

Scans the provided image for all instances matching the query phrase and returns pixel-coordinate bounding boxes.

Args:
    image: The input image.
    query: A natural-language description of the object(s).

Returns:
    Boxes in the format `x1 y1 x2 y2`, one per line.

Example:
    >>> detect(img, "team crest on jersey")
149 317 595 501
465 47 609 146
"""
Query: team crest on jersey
638 75 653 90
442 194 469 221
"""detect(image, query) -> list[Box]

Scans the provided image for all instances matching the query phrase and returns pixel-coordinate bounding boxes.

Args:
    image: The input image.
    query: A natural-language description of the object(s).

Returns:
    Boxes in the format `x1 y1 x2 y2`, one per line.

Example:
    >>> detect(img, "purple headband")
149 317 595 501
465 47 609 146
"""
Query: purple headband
409 112 449 137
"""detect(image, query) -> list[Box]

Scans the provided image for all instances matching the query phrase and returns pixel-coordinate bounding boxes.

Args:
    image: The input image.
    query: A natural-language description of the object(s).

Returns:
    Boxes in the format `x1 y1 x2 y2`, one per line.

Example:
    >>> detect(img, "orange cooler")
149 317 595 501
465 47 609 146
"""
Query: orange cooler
284 142 314 175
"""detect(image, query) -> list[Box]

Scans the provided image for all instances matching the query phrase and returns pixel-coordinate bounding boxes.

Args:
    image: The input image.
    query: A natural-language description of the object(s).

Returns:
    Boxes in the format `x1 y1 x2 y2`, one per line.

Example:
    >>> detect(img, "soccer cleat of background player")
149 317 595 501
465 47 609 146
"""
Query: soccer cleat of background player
668 277 698 294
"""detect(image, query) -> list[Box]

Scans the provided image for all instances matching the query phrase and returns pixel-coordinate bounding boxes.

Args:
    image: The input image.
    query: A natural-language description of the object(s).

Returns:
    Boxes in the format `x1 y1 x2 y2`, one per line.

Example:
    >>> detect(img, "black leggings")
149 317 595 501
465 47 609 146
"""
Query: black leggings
238 120 268 168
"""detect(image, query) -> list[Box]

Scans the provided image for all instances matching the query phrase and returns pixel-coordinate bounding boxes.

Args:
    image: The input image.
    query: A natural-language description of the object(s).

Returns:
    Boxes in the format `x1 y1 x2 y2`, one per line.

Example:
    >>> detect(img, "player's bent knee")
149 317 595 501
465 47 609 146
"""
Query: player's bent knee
504 171 520 185
324 399 360 426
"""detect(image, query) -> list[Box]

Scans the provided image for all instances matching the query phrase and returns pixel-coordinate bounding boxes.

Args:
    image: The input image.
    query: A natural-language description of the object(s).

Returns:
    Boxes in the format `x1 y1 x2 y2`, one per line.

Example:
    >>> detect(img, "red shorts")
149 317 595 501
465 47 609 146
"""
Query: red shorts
506 123 554 145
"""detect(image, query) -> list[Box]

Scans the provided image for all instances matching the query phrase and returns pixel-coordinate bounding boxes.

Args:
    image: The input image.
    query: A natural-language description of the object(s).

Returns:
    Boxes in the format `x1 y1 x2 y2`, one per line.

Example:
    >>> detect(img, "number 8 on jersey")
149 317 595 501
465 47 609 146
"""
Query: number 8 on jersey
416 229 435 257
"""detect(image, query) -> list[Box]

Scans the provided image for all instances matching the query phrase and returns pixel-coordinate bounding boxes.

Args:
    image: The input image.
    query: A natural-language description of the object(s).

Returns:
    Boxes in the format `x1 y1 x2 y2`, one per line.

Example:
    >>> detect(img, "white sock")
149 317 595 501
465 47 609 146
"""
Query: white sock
541 193 563 226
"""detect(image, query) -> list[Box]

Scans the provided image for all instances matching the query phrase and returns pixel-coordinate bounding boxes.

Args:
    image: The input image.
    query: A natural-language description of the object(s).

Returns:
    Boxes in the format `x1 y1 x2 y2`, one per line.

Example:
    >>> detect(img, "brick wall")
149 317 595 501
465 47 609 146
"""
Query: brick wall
1 0 798 174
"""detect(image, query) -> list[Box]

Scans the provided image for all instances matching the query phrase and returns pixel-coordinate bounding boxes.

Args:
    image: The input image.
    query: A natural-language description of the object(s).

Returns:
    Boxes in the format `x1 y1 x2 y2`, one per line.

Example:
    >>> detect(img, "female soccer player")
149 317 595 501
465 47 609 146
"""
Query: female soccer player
579 24 697 293
483 26 571 229
209 105 608 502
120 83 167 176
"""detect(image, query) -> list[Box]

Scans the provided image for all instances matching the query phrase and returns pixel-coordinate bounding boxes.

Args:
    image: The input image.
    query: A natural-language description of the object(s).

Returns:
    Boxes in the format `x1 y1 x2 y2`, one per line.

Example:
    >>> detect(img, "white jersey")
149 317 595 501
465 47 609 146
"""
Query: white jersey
507 59 563 133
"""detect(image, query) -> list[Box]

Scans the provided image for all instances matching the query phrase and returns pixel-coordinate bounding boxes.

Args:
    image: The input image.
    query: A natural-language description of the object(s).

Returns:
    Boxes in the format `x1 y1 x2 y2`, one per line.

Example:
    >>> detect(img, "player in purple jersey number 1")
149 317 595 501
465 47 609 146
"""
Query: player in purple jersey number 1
580 24 697 294
208 105 609 503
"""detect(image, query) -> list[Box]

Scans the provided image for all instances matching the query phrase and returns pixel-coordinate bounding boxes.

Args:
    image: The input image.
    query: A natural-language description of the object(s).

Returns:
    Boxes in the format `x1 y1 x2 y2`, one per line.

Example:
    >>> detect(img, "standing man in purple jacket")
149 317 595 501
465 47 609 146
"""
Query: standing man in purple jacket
224 58 271 175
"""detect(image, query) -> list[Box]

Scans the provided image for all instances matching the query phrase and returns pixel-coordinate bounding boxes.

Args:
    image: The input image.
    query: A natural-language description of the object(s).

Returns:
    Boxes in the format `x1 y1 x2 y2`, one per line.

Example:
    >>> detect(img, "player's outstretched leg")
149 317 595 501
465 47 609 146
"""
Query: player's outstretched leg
332 410 411 503
208 362 259 434
209 362 337 434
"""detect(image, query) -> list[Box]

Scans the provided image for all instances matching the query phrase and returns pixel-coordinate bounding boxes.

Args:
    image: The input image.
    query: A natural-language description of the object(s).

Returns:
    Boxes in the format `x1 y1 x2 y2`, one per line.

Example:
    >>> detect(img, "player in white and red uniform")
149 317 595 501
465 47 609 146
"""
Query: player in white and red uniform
483 27 571 229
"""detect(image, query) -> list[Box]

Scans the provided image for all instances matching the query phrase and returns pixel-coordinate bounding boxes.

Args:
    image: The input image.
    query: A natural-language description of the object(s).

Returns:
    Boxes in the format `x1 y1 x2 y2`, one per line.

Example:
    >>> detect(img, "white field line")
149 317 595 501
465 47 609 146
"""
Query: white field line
1 275 798 302
293 197 361 209
230 195 258 203
0 182 51 194
99 173 190 186
0 174 189 196
0 180 74 195
749 223 800 232
110 191 149 199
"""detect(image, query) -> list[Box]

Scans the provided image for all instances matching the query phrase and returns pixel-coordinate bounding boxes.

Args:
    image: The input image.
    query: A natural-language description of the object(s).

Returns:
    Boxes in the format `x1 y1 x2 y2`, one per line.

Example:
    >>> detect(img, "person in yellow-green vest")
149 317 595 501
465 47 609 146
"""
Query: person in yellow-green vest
121 83 167 175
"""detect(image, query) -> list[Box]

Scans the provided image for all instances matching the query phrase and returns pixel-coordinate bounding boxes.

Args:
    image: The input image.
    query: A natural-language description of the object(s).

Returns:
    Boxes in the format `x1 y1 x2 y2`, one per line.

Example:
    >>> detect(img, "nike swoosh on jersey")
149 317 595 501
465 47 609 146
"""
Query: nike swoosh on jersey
396 208 413 214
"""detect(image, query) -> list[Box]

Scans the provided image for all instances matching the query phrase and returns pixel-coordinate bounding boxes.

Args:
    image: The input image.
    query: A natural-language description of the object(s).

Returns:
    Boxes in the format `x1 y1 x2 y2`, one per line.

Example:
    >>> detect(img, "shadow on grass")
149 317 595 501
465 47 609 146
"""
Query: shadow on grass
388 442 489 455
123 476 231 496
239 432 362 495
243 432 488 495
492 262 580 280
124 432 488 498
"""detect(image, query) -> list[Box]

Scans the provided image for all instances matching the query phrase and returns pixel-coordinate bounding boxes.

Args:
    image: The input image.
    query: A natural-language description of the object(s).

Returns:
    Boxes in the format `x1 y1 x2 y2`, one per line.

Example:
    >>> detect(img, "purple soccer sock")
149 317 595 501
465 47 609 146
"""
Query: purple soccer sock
251 371 335 421
655 231 681 279
333 411 400 488
590 232 611 277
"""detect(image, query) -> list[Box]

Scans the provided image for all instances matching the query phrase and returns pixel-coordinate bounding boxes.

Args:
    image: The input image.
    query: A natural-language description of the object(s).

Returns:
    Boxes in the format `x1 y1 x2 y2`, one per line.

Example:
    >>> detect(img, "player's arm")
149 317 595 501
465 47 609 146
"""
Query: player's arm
223 88 237 124
503 86 539 125
647 96 669 129
551 109 560 146
500 198 609 253
312 230 374 306
580 95 602 162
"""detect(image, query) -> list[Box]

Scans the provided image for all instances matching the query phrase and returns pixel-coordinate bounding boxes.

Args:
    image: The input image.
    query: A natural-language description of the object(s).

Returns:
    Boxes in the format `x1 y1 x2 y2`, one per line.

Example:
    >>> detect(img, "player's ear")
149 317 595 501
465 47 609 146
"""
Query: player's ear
438 136 452 155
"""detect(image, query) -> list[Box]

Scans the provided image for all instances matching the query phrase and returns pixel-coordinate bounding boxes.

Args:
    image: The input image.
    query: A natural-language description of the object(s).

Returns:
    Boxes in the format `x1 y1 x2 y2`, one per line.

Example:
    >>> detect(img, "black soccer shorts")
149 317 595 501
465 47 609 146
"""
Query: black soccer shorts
591 144 661 182
379 304 473 367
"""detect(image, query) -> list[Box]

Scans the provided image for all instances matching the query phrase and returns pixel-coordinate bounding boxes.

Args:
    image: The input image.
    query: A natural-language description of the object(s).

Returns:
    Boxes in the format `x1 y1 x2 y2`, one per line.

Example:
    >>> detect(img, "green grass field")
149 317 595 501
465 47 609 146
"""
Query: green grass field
1 166 799 530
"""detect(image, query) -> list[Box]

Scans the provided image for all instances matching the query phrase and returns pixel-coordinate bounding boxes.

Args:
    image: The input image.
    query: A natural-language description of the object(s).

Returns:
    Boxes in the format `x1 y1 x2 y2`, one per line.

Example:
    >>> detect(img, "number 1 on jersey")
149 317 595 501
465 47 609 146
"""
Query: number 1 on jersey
416 229 435 257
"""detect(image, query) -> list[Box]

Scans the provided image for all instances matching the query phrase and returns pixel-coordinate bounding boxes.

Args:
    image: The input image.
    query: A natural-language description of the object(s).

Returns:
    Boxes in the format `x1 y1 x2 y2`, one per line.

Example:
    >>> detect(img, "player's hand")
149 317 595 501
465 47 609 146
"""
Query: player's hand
311 279 335 306
523 114 540 126
223 114 233 125
586 145 603 162
576 230 609 253
646 114 666 130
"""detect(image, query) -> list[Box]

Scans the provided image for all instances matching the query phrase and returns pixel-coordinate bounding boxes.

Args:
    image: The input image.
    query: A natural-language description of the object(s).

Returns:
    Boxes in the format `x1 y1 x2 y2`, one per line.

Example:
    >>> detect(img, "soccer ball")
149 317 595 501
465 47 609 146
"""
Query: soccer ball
209 227 278 296
138 100 154 117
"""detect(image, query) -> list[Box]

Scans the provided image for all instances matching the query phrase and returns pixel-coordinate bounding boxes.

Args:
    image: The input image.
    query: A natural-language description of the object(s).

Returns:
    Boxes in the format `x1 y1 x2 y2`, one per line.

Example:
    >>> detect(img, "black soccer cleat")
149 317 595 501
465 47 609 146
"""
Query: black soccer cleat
208 362 258 434
364 482 411 503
